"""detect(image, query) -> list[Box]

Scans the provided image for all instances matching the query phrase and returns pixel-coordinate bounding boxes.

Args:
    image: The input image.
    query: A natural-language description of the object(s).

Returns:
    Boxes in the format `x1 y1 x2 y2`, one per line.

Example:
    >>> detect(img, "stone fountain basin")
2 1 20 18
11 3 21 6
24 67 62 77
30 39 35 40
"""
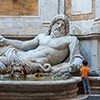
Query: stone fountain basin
0 77 81 100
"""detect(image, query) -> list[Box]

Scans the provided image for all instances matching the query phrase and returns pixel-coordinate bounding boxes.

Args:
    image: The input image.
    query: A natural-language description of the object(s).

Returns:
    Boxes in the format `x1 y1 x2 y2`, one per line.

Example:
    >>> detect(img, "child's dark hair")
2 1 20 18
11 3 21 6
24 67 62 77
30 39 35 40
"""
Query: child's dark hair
82 60 88 66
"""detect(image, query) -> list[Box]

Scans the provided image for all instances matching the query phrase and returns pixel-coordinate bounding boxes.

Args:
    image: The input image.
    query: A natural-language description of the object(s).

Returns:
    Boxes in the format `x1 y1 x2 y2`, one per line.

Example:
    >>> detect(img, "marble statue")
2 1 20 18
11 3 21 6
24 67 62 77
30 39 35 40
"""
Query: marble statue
0 14 83 75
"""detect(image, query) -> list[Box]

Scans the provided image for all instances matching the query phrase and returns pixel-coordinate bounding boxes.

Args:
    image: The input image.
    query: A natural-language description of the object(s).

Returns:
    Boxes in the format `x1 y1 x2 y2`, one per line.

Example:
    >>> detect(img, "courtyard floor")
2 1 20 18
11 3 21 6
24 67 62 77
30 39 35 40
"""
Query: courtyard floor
67 94 100 100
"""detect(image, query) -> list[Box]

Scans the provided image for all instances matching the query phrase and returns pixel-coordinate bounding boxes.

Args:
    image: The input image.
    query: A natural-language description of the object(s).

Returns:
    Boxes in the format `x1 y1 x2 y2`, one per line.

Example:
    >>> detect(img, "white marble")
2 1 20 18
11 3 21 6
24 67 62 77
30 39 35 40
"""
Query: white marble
40 0 58 21
96 0 100 19
71 0 92 15
70 20 95 35
0 15 83 74
79 34 100 72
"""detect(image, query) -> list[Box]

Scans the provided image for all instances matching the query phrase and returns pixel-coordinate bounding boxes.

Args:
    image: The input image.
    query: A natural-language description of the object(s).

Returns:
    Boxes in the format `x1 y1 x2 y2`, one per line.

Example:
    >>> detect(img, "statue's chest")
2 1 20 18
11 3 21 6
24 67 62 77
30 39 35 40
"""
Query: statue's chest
40 37 68 49
39 36 51 45
50 38 69 49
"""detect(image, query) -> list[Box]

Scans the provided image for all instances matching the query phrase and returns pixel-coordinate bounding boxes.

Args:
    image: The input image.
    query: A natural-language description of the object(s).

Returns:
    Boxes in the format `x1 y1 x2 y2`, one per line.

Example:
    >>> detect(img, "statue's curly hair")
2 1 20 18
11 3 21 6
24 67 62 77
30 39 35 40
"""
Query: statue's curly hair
47 14 69 35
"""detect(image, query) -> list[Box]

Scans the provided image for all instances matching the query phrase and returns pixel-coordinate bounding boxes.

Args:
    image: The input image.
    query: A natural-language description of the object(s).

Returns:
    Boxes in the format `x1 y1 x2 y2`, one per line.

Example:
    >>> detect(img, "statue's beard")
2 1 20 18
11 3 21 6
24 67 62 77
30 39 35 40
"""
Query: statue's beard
51 29 65 38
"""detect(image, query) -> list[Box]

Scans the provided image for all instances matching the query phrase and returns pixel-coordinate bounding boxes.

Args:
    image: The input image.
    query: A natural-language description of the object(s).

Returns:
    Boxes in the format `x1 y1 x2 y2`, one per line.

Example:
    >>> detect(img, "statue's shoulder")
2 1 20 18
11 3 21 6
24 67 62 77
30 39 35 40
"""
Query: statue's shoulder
64 35 79 43
37 33 47 38
65 35 78 39
38 33 46 36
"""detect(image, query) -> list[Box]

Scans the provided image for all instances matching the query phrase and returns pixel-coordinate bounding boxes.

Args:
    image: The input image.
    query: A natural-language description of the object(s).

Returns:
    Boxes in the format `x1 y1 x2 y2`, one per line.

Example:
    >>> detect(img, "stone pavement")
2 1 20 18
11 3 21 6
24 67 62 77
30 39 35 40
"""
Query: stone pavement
65 94 100 100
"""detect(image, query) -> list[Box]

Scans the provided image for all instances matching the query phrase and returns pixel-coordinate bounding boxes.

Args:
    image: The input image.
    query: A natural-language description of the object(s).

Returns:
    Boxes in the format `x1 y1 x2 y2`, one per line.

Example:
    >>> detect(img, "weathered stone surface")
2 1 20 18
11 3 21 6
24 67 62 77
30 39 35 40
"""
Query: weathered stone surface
0 0 38 16
0 77 81 100
89 77 100 94
65 0 95 21
71 0 92 15
78 34 100 73
78 77 100 94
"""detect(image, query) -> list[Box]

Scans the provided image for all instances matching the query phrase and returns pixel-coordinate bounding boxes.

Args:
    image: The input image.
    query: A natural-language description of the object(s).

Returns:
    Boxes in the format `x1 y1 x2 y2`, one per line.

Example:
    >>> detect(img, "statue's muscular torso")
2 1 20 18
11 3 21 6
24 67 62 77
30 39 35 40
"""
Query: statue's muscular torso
18 34 70 65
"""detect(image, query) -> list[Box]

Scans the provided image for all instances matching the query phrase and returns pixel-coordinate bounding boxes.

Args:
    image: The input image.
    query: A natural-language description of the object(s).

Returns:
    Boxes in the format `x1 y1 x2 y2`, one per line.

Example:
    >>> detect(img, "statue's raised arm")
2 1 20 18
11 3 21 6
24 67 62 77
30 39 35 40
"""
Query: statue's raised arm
0 35 39 51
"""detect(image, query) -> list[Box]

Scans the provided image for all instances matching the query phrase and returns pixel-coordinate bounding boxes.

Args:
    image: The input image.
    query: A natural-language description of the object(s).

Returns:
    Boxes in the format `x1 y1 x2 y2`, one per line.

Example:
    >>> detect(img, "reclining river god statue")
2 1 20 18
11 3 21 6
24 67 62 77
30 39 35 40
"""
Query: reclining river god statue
0 14 83 77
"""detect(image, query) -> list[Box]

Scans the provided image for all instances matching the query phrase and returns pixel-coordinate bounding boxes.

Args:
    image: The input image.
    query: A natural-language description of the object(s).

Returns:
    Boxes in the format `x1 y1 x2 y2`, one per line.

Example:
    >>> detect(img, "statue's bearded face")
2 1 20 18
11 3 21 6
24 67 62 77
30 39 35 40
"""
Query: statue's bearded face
50 20 66 38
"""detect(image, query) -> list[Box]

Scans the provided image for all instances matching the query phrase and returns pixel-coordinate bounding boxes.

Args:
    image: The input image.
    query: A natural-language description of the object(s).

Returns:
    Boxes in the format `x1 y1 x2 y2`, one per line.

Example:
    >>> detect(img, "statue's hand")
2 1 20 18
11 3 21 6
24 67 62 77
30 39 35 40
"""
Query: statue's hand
70 58 82 72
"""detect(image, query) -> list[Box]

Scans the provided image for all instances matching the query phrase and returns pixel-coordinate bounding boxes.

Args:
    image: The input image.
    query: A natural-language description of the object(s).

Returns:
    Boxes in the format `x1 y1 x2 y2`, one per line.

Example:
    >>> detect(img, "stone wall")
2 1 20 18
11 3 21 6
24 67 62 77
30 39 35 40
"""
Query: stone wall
0 0 38 16
65 0 95 21
0 0 99 36
0 0 64 37
78 34 100 72
0 0 100 72
65 0 100 71
65 0 98 35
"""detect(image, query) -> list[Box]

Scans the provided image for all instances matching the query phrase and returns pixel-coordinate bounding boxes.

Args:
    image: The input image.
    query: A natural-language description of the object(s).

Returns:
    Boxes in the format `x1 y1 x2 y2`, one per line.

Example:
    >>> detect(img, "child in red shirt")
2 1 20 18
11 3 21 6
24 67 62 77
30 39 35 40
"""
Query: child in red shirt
80 60 90 94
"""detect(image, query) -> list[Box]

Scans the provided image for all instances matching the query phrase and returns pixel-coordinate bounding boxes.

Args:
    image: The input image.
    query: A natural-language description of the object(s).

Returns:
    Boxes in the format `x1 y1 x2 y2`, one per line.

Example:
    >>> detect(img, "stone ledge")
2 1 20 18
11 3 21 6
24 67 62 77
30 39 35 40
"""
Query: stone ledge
89 77 100 80
2 33 100 40
0 77 81 85
1 35 36 40
71 33 100 40
89 77 100 94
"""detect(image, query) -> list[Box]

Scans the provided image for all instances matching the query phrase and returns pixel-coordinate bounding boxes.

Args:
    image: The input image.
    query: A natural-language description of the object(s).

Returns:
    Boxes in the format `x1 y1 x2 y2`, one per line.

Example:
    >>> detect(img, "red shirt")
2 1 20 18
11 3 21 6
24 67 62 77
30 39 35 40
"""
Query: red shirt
80 66 90 78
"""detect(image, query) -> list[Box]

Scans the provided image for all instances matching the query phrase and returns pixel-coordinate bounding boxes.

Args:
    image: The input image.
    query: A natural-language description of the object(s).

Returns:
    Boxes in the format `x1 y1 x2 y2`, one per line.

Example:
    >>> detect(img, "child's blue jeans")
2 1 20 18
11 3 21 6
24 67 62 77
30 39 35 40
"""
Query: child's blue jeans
82 77 90 94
